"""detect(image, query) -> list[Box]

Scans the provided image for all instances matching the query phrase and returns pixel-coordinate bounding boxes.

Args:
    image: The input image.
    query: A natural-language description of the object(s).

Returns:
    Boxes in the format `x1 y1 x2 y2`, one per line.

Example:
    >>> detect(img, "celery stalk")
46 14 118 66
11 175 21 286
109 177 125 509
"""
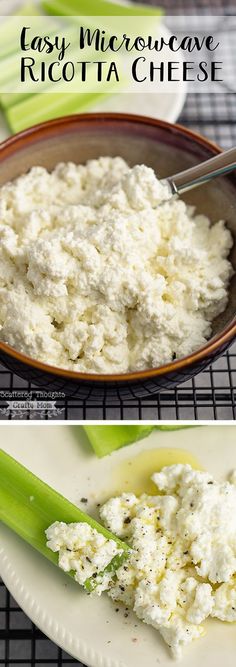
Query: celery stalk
0 22 79 91
83 426 155 457
0 449 129 592
83 425 197 457
42 0 164 17
6 91 108 133
0 52 24 88
14 2 43 16
0 6 45 62
0 93 31 109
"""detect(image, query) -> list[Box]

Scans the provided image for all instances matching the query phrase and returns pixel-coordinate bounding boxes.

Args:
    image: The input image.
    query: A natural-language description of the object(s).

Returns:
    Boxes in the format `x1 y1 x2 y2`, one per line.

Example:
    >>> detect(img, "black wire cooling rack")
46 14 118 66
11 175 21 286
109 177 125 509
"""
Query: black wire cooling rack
0 578 78 665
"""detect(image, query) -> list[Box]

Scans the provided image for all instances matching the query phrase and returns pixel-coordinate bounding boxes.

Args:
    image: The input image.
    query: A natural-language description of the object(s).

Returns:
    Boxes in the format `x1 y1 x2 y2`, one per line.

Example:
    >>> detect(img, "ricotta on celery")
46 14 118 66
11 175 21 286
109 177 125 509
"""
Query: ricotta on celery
46 520 122 591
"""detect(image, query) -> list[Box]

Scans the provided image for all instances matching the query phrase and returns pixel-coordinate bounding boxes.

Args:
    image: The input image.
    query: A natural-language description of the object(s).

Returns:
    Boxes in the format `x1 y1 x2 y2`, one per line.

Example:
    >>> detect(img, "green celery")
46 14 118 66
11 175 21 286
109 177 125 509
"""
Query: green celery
14 2 44 16
0 21 83 100
0 449 129 592
83 426 155 457
0 93 31 110
41 0 164 17
6 91 108 133
3 32 121 124
83 425 197 457
0 52 25 89
0 6 45 62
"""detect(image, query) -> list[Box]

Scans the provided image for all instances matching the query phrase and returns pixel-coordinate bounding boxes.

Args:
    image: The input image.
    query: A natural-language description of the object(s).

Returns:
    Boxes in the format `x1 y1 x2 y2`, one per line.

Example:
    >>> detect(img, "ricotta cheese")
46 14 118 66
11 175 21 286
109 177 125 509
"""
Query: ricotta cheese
45 520 122 589
0 158 233 372
100 465 236 658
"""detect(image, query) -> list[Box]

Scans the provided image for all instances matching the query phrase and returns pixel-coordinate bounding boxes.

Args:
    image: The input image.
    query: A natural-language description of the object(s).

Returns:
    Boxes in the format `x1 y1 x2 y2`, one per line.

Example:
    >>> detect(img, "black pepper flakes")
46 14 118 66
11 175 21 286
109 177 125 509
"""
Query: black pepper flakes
124 517 131 525
80 497 88 503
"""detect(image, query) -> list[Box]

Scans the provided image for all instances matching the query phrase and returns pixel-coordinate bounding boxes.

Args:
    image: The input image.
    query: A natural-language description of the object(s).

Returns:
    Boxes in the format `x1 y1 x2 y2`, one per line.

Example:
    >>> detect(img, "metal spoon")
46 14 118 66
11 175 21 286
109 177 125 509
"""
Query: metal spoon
165 146 236 196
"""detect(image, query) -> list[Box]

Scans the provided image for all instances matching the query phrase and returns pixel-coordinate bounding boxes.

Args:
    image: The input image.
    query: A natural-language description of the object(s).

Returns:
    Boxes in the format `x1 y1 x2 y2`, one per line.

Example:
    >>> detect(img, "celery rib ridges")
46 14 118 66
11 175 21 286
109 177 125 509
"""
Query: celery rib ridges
41 0 164 17
0 450 129 590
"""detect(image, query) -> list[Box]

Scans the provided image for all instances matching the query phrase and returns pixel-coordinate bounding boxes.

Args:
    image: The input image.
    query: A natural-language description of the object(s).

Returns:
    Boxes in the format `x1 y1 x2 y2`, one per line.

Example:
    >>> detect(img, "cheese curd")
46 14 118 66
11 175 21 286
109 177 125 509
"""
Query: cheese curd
0 157 233 373
100 465 236 658
45 521 122 588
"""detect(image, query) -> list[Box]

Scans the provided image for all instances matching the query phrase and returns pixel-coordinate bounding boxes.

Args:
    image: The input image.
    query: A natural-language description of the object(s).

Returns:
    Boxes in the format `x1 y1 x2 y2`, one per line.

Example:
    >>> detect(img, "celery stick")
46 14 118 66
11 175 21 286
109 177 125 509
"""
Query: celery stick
0 449 129 592
0 52 24 89
5 51 121 132
83 425 197 457
13 2 43 16
6 91 106 133
0 8 45 62
83 426 155 457
42 0 164 17
0 93 31 109
0 22 79 90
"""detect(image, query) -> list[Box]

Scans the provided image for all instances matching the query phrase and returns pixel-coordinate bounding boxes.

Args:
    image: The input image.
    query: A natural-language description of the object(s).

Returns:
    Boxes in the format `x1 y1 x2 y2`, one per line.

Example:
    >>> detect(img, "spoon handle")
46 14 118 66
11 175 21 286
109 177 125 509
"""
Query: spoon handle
167 146 236 195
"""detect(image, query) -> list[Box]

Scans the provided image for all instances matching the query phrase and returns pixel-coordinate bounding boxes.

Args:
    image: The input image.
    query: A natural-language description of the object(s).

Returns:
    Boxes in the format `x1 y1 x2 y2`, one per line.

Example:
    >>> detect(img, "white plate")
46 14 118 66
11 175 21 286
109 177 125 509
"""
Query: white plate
1 425 236 667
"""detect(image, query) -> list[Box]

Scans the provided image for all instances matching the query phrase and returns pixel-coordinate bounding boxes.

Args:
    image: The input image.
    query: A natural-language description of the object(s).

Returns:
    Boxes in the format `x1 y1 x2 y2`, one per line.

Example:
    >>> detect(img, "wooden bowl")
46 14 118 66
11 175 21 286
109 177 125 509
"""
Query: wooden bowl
0 113 235 400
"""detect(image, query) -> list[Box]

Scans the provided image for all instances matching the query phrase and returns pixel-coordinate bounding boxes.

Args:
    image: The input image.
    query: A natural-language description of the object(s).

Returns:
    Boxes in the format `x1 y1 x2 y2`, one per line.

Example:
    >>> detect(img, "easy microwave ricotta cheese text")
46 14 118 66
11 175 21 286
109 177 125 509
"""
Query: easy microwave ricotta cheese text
0 157 233 372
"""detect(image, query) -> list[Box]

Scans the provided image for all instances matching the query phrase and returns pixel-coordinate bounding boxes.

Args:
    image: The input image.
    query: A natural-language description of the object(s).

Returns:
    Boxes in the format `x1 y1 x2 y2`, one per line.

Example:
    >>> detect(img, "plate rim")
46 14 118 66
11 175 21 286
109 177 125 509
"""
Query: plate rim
0 543 125 667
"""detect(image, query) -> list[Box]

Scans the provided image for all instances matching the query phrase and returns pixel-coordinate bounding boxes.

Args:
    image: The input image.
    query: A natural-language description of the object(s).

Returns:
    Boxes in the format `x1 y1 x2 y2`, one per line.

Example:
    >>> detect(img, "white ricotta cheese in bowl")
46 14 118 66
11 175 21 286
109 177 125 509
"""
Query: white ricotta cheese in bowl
0 157 233 373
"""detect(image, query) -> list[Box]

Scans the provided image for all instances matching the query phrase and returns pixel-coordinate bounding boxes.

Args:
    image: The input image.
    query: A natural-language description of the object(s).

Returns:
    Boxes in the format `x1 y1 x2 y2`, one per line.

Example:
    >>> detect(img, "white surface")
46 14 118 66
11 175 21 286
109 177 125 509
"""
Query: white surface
1 425 236 667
